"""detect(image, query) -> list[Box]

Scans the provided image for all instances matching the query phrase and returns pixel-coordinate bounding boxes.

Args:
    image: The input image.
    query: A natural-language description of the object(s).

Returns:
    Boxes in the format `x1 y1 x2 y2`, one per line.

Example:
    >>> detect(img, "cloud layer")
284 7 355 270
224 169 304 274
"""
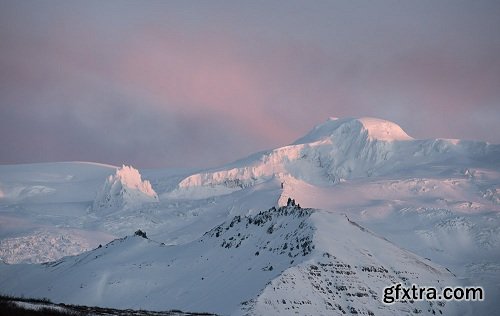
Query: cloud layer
1 1 499 168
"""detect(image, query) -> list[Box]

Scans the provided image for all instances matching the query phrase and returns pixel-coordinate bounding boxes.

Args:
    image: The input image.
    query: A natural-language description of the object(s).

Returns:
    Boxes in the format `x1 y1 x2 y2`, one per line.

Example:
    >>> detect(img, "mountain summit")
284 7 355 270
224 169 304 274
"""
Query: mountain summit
293 117 413 144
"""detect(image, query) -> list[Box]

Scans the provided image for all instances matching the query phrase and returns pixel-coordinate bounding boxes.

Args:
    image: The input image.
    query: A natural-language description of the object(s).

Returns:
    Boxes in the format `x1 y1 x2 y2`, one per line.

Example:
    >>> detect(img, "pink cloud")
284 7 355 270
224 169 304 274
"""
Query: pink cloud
114 29 294 143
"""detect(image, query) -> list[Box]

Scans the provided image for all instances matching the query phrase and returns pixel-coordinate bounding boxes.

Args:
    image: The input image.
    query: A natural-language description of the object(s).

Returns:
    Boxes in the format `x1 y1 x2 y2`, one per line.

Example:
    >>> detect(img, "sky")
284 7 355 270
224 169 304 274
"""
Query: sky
1 1 499 169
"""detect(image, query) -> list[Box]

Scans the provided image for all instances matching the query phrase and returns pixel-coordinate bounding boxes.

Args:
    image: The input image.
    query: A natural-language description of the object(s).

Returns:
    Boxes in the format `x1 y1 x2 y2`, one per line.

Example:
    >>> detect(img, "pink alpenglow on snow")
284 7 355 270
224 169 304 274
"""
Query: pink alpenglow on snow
93 165 158 211
356 117 413 141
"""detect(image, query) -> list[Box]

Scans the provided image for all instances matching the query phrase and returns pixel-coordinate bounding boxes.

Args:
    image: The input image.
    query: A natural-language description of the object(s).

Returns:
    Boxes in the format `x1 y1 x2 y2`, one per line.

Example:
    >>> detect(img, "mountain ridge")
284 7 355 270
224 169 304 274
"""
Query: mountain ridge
293 117 414 144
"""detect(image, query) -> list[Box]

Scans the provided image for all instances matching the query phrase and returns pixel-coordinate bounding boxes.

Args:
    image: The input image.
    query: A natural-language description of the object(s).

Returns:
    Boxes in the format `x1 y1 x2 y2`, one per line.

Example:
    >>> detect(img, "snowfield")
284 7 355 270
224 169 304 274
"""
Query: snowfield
0 117 498 315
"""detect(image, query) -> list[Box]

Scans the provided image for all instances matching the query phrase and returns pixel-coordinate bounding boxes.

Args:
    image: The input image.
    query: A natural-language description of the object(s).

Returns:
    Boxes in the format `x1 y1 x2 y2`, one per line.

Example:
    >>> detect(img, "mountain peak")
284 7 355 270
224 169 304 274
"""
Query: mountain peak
356 117 413 141
293 117 413 144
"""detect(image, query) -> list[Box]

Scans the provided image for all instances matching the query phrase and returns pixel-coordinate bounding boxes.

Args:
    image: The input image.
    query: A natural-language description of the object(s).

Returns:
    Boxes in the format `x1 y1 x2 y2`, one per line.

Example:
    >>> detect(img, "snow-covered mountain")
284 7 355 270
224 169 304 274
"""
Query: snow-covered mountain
169 117 498 200
0 117 498 314
0 205 460 315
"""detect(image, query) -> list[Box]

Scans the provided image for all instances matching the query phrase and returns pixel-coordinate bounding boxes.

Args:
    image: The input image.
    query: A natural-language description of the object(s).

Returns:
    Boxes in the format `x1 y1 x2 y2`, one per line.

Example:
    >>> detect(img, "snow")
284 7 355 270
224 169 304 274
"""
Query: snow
92 165 159 211
14 301 67 313
293 117 413 144
357 117 414 141
0 162 119 263
0 117 498 314
0 228 115 264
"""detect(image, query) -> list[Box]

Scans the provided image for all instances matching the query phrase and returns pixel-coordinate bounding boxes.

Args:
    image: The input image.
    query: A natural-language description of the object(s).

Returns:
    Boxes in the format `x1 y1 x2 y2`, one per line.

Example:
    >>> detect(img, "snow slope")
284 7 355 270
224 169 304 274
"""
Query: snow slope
0 205 460 315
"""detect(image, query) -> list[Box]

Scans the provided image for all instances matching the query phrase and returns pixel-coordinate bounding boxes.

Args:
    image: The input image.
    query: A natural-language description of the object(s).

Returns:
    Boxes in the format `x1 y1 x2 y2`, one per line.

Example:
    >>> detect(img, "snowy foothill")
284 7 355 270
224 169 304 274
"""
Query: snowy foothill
0 117 499 314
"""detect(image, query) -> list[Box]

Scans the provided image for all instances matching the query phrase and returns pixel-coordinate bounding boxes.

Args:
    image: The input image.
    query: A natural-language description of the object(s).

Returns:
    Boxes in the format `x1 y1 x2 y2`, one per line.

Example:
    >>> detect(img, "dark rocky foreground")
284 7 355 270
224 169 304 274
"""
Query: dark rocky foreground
0 295 217 316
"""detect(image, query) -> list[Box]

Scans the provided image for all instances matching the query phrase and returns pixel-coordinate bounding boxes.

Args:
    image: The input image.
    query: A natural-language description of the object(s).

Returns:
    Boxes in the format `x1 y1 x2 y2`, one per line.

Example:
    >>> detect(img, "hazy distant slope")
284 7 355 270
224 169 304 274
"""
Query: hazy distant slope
0 162 116 203
0 162 118 263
